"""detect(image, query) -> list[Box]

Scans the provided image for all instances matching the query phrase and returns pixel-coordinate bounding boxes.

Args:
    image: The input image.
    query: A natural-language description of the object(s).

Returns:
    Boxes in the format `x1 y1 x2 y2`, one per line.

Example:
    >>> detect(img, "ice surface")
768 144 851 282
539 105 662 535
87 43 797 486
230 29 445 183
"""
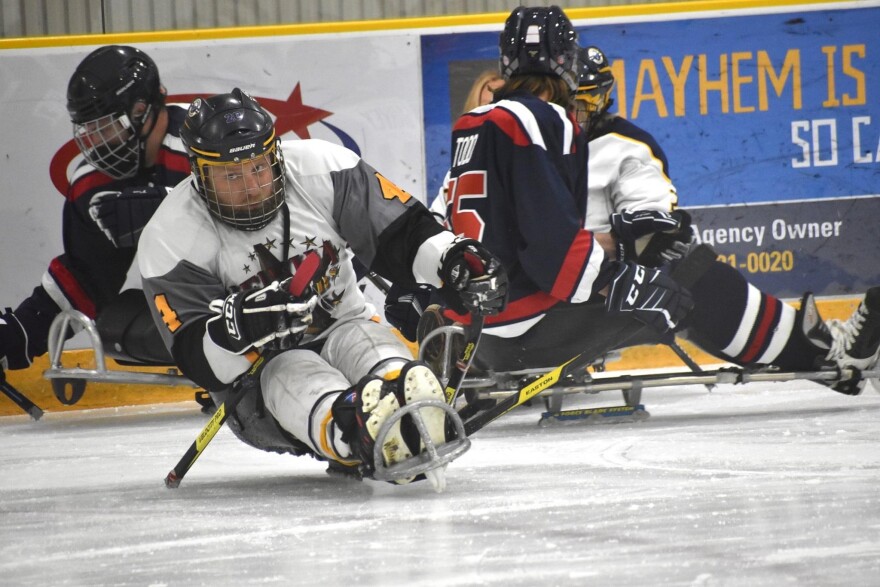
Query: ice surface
2 381 879 586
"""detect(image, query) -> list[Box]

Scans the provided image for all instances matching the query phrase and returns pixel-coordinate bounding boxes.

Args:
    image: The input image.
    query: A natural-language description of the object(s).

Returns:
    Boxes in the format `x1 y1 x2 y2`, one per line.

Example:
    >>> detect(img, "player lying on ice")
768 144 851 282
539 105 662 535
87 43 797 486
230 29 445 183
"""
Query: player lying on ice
418 6 880 405
138 89 508 490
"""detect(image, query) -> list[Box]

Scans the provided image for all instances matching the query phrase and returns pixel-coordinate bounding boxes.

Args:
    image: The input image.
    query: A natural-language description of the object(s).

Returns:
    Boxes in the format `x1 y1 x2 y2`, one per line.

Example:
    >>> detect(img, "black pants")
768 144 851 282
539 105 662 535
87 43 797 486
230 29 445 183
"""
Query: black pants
477 300 667 372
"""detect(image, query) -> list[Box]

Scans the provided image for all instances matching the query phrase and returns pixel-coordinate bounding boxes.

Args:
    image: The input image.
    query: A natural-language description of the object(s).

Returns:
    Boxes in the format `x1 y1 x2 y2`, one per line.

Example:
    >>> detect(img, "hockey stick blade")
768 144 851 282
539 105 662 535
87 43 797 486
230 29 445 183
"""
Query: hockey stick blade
539 404 649 426
289 251 322 297
0 378 44 421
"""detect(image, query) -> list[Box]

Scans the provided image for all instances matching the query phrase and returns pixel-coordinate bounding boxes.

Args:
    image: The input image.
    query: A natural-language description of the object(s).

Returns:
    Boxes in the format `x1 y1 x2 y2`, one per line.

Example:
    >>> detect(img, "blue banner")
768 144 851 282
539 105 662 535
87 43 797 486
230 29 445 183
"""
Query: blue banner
421 4 880 296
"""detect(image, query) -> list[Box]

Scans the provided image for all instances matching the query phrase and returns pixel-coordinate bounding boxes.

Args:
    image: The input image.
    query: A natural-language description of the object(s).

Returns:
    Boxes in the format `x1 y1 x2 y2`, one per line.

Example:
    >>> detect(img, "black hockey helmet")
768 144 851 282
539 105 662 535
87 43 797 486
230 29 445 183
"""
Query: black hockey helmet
67 45 164 179
499 6 579 93
180 88 285 231
574 46 615 130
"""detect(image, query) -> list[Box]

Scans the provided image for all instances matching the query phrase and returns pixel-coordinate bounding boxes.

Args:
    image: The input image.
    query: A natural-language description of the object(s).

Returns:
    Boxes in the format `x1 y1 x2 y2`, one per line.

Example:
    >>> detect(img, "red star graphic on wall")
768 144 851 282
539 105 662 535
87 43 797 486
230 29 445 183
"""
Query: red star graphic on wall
257 84 333 140
167 84 332 140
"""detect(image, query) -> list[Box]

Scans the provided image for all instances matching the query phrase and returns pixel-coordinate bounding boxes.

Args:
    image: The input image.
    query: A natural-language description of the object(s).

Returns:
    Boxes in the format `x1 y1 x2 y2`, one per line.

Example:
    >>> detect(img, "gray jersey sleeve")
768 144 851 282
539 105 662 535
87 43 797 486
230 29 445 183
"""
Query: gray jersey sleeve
281 140 444 286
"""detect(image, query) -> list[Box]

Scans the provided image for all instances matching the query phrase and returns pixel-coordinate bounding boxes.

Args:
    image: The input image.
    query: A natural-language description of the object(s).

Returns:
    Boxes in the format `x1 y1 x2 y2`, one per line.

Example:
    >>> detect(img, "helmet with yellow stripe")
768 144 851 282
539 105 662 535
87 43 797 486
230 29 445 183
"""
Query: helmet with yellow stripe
180 88 285 230
574 46 615 132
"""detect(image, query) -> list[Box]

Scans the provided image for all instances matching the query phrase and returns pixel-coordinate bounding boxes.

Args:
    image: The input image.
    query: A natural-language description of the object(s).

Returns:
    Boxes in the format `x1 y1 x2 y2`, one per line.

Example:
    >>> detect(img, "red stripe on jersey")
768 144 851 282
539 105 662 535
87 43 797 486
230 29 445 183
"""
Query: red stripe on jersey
550 229 594 301
740 294 778 363
48 258 97 318
444 291 559 326
68 172 114 203
157 148 191 174
454 108 531 147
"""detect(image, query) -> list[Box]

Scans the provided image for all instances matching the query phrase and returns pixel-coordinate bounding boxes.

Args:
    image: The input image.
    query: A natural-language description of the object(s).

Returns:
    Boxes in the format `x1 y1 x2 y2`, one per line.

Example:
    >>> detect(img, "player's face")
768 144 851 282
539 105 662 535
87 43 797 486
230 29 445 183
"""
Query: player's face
74 113 135 151
205 153 277 212
573 91 604 128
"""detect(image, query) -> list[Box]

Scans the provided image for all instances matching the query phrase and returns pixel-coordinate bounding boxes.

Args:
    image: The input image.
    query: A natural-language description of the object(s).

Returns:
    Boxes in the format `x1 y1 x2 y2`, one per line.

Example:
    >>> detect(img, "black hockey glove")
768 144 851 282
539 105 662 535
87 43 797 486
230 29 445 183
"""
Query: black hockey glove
610 209 694 267
384 284 433 342
88 186 169 248
206 281 317 355
438 238 508 316
605 262 693 334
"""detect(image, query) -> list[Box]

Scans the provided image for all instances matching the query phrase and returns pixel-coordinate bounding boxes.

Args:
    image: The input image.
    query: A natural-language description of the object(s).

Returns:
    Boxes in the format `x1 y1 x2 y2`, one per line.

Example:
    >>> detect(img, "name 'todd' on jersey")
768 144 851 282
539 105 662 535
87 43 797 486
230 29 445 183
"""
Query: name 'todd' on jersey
452 134 479 168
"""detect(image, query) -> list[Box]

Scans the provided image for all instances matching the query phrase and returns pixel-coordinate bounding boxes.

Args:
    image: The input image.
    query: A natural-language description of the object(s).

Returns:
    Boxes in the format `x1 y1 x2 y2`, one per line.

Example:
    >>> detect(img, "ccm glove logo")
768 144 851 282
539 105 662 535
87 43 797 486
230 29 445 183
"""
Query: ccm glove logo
222 294 242 341
607 261 693 334
625 265 646 306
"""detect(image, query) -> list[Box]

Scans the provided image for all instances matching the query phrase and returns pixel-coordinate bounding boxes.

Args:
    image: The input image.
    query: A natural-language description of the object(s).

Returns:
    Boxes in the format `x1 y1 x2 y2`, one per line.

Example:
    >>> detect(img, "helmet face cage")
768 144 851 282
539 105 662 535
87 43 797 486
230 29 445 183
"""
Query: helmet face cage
72 111 143 179
67 46 163 179
192 141 286 231
499 6 579 93
574 46 615 129
182 89 285 231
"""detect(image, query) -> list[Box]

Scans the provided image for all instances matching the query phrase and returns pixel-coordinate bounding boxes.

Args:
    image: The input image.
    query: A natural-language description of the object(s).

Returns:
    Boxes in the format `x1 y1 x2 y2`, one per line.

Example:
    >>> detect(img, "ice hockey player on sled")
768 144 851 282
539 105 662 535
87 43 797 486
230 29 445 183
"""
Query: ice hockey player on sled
138 89 507 490
424 5 880 395
0 46 190 389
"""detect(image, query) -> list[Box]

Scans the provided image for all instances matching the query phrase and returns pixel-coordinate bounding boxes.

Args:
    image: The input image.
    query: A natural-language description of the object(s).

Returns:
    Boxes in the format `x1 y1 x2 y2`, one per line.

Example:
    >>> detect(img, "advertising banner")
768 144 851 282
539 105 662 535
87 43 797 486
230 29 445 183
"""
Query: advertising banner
422 1 880 297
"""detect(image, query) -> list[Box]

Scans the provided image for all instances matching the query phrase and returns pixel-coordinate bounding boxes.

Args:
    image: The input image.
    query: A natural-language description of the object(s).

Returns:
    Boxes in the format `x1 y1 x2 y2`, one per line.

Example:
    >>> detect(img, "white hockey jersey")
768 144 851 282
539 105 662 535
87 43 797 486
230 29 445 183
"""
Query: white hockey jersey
584 115 678 232
139 139 450 389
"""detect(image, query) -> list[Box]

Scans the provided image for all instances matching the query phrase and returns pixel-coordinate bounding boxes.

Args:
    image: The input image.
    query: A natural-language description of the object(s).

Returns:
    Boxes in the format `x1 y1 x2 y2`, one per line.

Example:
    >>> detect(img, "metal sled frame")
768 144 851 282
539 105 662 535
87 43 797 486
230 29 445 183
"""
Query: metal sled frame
419 324 880 425
420 324 638 405
43 308 195 405
371 399 471 483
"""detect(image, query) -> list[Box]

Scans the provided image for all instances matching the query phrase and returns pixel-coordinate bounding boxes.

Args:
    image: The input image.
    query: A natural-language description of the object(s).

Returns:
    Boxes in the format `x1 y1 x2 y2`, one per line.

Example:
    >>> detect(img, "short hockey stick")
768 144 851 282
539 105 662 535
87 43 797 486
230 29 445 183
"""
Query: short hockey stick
463 322 645 435
0 373 43 420
443 314 484 405
365 271 391 295
165 251 322 488
164 355 266 488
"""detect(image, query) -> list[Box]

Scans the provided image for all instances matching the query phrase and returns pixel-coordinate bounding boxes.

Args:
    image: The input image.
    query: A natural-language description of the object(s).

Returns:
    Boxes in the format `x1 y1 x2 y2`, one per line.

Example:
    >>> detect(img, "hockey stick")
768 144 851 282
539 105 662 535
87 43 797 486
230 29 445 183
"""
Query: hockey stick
365 271 391 295
666 339 715 390
462 322 645 435
164 354 266 488
165 251 323 488
462 244 718 436
0 373 44 420
443 314 484 404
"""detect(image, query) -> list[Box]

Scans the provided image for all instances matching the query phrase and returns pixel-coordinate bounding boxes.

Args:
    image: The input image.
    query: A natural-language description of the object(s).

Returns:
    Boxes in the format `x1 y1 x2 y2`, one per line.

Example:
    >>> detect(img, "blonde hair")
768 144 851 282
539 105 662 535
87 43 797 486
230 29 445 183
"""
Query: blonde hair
496 74 572 110
462 70 504 114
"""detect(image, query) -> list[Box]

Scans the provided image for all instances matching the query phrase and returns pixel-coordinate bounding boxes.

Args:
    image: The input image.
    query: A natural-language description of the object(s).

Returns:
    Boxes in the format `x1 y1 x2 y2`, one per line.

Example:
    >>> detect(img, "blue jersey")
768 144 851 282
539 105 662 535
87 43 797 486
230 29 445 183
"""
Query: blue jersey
445 92 611 336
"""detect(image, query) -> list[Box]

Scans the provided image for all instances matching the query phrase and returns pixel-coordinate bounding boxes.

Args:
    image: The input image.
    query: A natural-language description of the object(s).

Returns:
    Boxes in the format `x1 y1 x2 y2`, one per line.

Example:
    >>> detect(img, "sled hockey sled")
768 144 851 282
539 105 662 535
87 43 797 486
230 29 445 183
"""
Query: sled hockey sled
418 323 880 430
43 290 196 406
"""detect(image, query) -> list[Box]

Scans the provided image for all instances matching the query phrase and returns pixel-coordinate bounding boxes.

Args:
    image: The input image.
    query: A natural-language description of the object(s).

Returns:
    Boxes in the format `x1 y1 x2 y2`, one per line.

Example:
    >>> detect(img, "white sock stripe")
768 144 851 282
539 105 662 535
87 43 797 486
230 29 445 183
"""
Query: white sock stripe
9 312 32 367
756 303 796 364
721 283 761 358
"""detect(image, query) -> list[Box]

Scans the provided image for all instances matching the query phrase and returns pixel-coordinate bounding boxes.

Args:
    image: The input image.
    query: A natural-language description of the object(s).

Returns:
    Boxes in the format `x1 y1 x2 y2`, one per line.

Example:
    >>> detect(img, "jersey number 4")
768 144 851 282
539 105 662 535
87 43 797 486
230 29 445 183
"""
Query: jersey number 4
154 294 182 333
446 171 487 241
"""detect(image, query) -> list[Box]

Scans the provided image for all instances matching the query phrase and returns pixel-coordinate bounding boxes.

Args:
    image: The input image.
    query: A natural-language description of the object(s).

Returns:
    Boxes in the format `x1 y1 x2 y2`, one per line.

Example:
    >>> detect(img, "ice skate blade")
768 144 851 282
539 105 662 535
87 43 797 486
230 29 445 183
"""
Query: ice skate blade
424 465 448 493
539 404 650 427
371 400 471 487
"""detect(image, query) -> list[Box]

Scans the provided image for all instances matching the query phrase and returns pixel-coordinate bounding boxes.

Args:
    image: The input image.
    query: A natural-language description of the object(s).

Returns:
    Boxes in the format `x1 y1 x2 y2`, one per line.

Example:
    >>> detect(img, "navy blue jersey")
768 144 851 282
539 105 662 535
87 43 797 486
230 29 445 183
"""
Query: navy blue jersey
44 105 190 318
445 92 610 336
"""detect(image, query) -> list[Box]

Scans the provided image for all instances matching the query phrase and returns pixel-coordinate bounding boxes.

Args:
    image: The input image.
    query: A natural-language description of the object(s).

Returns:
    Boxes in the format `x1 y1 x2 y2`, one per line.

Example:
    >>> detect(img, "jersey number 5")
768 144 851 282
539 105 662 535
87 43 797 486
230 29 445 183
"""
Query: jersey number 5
447 171 487 241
